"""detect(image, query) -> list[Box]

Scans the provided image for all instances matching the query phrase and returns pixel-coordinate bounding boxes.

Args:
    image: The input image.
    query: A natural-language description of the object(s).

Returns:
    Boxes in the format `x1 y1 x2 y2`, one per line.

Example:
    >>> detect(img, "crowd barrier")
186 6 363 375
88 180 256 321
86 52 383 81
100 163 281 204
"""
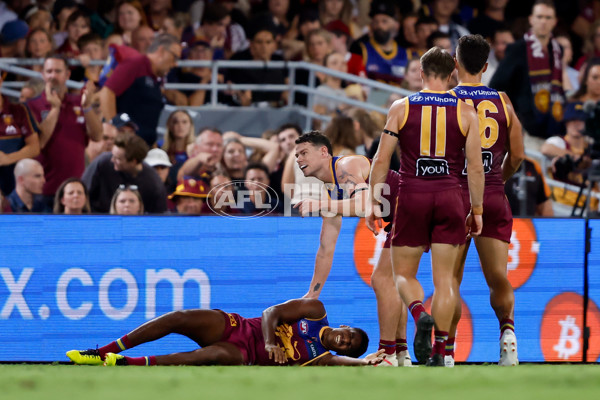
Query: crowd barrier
0 215 599 363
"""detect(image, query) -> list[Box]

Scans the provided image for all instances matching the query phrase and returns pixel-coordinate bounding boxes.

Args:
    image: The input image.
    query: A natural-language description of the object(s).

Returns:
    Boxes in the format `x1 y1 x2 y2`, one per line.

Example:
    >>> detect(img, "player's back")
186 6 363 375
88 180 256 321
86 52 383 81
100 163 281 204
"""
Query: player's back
450 83 509 189
398 90 466 191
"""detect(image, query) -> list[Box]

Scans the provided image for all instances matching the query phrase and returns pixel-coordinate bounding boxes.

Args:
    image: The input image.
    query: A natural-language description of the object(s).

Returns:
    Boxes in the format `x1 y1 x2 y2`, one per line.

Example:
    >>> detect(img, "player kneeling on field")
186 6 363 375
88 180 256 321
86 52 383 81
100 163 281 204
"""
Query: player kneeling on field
67 298 384 366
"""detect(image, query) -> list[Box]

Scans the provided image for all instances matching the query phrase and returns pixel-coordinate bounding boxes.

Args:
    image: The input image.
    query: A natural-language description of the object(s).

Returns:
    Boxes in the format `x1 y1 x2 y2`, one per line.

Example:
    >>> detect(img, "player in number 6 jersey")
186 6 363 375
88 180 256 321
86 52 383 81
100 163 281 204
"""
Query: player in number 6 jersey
367 46 485 366
448 34 525 367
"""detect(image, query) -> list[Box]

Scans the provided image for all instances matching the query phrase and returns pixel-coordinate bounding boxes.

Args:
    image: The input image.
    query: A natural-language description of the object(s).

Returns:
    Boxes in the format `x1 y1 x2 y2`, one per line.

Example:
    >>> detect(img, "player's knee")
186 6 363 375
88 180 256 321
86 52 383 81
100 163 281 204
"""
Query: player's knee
163 310 189 329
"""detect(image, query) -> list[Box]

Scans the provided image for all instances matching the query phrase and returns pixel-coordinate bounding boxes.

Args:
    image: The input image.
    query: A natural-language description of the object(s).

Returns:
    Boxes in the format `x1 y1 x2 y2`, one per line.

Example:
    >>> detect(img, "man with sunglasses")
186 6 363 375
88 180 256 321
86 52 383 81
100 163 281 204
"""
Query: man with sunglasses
98 34 182 147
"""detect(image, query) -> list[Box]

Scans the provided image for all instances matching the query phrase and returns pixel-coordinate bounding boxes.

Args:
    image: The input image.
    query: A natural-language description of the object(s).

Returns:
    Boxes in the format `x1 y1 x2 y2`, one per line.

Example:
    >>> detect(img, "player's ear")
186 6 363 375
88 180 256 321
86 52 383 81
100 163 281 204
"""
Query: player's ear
482 62 488 73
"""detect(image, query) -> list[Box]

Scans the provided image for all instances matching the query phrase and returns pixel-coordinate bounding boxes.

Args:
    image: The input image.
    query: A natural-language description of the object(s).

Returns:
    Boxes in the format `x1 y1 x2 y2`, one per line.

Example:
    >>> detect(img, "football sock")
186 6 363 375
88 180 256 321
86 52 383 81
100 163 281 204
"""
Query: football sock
432 330 448 356
500 318 515 337
379 339 396 356
408 301 426 323
98 335 132 359
445 337 455 357
124 355 156 366
396 338 408 353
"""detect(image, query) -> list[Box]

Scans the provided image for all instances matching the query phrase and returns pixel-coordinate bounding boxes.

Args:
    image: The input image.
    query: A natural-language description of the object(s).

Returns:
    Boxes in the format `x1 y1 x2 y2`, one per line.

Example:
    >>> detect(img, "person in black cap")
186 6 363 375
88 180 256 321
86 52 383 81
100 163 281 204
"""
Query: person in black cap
348 0 409 86
111 113 140 135
0 19 28 57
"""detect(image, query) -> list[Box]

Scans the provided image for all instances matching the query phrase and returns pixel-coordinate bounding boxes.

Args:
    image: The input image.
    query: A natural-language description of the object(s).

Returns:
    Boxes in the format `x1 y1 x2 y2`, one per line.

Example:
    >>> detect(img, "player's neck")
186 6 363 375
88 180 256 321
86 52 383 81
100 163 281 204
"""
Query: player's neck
457 73 482 85
316 156 334 183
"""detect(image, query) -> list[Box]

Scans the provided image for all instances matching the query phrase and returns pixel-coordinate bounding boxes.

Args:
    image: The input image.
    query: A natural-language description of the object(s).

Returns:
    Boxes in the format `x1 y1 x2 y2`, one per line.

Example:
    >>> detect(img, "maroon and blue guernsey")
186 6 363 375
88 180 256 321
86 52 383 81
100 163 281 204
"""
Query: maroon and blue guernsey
254 314 331 366
450 83 510 190
397 90 467 191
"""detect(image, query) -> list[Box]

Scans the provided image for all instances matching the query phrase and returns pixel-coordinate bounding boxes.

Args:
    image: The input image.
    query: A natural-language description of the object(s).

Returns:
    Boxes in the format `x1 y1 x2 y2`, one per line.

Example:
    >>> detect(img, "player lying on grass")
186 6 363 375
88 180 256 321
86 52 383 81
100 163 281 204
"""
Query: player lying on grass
67 298 384 366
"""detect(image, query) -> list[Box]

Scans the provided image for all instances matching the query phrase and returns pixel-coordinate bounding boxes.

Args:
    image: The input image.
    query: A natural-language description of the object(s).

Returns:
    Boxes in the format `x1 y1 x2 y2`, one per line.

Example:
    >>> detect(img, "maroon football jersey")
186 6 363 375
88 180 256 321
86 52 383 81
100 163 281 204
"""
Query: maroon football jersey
450 83 510 189
397 90 466 191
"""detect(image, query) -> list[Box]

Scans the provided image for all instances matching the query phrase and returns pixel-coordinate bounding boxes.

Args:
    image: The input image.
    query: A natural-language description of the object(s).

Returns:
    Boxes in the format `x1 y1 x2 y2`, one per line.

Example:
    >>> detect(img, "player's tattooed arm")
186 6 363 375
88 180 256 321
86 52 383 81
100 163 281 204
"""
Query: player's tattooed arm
326 157 370 216
303 216 342 299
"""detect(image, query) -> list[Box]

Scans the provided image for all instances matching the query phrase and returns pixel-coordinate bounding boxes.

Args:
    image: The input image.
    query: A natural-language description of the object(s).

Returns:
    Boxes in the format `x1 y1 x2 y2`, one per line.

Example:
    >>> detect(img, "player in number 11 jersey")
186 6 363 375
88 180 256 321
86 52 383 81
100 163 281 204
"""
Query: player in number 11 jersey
448 34 525 367
368 46 485 366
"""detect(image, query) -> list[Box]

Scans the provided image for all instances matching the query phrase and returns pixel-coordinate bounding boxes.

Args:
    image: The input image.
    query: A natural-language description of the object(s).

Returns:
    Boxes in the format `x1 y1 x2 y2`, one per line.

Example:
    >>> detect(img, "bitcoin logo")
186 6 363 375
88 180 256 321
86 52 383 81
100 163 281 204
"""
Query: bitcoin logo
507 219 538 288
541 292 600 362
553 315 580 360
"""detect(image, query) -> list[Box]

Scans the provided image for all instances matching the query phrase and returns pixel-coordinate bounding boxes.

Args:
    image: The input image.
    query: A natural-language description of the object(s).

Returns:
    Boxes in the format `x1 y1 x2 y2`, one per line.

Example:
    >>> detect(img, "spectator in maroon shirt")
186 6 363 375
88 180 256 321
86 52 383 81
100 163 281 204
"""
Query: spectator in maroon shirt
0 73 41 196
98 34 182 147
27 54 102 202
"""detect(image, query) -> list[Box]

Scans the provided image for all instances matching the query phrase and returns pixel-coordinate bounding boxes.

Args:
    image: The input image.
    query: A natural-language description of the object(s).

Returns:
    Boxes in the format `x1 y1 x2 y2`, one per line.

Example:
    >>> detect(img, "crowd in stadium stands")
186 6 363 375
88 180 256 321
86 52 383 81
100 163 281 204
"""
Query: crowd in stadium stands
1 0 600 217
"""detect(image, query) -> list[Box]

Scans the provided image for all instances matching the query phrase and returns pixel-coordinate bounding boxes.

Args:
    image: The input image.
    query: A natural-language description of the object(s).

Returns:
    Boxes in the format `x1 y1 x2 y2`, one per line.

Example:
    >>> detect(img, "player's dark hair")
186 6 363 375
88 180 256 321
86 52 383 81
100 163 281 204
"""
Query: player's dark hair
420 46 455 79
295 131 333 155
344 328 369 358
456 34 490 75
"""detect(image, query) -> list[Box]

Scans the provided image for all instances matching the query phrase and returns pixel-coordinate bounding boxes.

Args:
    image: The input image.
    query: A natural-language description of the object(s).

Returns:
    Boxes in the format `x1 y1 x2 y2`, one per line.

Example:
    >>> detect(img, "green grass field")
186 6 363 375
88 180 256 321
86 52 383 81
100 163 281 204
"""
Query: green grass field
2 364 599 400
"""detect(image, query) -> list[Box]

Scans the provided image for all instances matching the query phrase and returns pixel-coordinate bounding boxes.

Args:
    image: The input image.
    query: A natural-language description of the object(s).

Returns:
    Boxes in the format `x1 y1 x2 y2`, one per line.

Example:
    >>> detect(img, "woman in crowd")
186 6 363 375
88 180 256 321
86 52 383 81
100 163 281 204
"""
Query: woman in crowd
221 131 280 182
161 110 195 181
53 178 91 214
313 51 350 119
109 185 144 215
570 58 600 103
115 0 148 46
401 59 424 92
25 28 54 73
319 0 360 38
323 114 360 156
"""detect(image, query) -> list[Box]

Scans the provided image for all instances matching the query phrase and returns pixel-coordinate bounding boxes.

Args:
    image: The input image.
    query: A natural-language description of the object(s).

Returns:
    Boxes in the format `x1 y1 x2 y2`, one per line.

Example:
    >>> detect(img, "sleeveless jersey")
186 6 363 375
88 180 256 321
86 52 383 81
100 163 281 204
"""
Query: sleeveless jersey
397 90 466 191
450 83 510 189
325 155 371 200
254 315 331 366
359 39 410 85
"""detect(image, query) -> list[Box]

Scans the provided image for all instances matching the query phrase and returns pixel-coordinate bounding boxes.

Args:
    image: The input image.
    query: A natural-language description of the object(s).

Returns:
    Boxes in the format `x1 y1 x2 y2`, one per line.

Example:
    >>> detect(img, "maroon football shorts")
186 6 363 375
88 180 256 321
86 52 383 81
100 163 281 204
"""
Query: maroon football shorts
219 311 262 365
391 186 466 247
461 187 512 243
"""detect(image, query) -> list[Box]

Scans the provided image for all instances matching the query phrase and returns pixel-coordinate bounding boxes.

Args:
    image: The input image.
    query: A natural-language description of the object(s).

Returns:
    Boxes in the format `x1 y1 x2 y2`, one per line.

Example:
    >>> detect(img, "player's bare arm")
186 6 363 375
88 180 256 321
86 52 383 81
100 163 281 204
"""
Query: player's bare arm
323 156 370 217
304 215 342 299
462 101 485 236
310 349 386 366
500 92 525 182
262 299 326 363
367 99 403 234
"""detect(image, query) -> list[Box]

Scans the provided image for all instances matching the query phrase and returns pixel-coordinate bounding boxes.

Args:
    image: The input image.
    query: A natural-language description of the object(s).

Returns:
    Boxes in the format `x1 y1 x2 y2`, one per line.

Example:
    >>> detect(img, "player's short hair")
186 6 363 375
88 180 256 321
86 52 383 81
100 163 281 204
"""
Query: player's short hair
420 46 455 80
295 131 333 155
344 328 369 358
456 34 490 75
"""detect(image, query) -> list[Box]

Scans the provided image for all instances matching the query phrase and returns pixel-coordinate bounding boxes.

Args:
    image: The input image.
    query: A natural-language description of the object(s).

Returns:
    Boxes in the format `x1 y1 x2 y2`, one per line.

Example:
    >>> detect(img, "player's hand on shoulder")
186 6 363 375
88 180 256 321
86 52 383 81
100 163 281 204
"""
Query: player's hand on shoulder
265 344 287 364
